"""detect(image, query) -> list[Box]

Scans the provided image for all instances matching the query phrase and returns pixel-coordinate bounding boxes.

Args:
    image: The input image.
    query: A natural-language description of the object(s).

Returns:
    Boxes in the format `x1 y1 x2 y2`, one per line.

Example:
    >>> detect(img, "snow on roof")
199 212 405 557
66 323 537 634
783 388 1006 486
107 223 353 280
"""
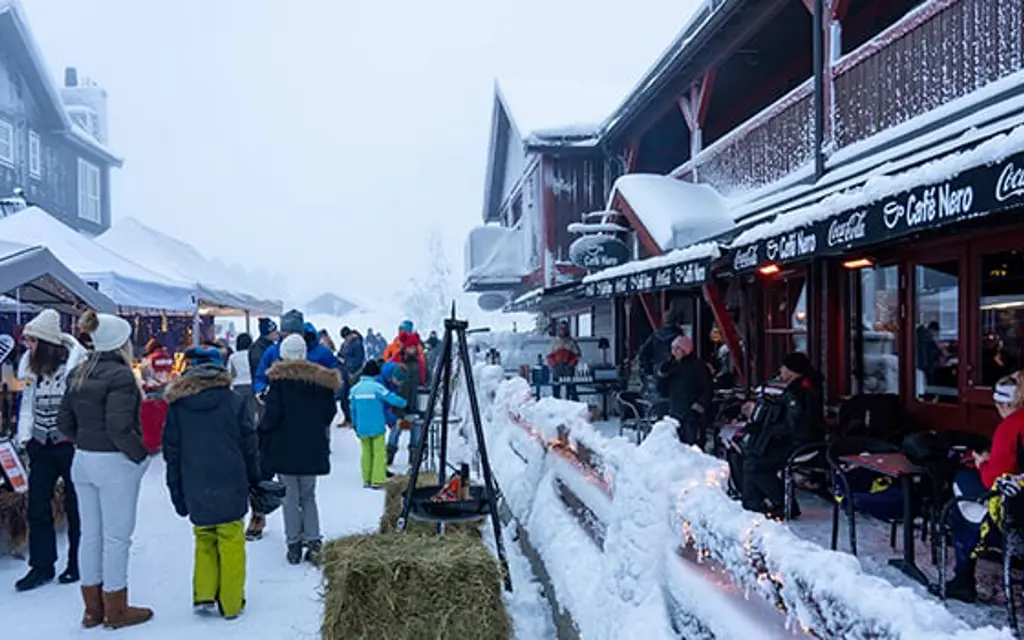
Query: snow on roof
465 225 529 282
0 1 122 166
582 241 720 283
731 122 1024 248
0 207 196 312
510 288 543 306
567 222 630 234
613 173 735 250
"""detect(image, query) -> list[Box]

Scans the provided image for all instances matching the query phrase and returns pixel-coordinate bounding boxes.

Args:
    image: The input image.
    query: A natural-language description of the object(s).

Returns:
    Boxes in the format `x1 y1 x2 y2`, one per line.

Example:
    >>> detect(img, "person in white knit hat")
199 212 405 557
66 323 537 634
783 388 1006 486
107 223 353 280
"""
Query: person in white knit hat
13 309 87 593
58 311 153 629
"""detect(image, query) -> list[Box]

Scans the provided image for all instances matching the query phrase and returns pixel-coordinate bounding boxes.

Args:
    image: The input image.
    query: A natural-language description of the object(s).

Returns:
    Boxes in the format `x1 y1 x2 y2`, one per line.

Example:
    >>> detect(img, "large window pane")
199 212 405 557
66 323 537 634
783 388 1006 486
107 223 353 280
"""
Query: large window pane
979 249 1024 386
764 274 807 376
914 261 959 403
855 265 900 394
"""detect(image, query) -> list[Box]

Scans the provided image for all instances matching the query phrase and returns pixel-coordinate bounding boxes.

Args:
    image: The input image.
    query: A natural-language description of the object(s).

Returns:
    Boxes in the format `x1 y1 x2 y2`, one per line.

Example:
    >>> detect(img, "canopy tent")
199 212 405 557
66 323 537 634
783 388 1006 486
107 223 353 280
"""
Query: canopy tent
97 218 282 317
0 240 116 315
0 207 196 314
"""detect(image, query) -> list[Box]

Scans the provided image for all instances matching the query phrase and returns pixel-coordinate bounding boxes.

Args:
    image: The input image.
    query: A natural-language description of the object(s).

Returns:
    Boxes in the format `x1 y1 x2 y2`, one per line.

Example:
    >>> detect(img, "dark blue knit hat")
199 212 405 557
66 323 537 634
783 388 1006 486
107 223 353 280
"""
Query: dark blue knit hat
185 345 222 367
258 318 277 336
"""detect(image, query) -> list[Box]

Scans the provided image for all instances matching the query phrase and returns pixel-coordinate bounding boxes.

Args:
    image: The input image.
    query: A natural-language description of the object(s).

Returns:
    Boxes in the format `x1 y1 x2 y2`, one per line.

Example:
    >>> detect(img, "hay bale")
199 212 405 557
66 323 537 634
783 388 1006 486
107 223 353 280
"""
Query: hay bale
0 479 68 556
321 533 511 640
379 473 479 537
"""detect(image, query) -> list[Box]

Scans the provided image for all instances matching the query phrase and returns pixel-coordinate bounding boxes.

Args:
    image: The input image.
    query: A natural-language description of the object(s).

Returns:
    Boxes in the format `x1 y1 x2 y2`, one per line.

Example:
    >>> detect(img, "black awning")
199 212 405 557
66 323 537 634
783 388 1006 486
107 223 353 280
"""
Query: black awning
504 282 586 313
582 255 713 299
728 145 1024 273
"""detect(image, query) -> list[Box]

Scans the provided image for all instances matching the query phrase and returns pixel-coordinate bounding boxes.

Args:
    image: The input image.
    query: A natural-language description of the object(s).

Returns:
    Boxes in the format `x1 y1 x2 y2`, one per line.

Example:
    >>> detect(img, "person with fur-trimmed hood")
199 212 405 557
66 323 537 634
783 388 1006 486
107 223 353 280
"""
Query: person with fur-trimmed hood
162 346 260 620
258 334 340 565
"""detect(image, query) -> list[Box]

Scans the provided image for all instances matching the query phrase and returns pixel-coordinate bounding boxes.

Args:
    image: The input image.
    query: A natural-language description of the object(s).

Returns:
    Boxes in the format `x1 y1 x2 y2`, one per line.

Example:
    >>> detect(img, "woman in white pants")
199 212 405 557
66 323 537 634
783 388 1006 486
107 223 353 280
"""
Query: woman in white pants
58 311 152 630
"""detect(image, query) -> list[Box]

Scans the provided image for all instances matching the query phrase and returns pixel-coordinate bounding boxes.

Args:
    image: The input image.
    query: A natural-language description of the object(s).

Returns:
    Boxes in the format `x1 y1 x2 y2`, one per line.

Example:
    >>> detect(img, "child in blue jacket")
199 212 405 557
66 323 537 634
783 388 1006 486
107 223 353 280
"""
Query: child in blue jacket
349 360 407 488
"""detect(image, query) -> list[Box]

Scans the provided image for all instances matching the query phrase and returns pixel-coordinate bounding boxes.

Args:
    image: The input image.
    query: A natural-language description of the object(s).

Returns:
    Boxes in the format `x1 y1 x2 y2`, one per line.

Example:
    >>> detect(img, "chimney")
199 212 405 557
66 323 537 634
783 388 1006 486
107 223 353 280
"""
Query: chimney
59 67 108 144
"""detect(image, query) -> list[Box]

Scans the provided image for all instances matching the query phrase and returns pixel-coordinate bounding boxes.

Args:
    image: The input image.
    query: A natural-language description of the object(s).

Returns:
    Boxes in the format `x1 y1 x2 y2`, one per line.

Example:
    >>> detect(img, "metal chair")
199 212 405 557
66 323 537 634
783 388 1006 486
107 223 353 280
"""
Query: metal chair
615 391 653 444
826 437 902 556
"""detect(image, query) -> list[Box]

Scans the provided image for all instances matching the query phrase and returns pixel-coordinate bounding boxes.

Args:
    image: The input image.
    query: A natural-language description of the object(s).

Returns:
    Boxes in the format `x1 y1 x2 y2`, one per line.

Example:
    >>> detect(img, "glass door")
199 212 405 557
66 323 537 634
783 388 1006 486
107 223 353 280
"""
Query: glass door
906 248 968 431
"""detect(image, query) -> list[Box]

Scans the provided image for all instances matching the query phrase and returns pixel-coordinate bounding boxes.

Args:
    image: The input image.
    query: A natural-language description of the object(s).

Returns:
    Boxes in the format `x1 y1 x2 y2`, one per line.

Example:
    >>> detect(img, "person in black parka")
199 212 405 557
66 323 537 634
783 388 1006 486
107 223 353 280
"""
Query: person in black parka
741 351 822 518
162 346 261 619
258 334 340 566
657 334 713 446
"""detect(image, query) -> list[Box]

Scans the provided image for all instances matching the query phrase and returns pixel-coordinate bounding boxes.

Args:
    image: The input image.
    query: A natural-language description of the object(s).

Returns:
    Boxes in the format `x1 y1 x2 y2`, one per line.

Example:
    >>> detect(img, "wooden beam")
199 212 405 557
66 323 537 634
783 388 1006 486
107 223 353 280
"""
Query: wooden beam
542 156 557 287
833 0 851 20
677 68 716 132
702 280 745 386
638 294 659 332
612 192 662 258
625 140 639 173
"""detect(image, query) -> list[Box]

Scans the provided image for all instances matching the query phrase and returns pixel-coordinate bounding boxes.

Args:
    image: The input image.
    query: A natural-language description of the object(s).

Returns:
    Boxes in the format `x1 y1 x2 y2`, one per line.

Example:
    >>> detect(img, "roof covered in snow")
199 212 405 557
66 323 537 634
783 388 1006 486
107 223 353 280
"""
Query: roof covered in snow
465 224 530 290
96 217 282 316
0 1 122 166
612 173 735 251
0 207 196 312
582 241 720 284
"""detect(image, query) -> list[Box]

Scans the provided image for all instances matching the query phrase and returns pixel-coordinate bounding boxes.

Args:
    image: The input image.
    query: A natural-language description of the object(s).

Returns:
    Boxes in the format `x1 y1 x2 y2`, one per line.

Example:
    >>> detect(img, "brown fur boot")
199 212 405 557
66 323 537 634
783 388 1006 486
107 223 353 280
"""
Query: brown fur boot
102 588 153 629
81 585 104 628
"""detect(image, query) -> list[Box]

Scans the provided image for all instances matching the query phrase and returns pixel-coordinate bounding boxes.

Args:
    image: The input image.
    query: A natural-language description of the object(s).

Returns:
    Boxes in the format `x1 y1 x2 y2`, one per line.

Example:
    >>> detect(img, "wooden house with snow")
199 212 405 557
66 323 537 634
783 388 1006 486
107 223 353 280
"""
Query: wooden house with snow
0 2 121 235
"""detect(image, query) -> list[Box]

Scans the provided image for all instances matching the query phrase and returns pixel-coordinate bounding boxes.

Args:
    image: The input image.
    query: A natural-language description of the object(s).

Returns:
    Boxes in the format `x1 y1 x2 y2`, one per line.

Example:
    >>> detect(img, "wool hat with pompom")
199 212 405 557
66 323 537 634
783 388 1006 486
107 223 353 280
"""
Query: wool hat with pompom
280 334 307 361
23 309 63 346
79 310 132 353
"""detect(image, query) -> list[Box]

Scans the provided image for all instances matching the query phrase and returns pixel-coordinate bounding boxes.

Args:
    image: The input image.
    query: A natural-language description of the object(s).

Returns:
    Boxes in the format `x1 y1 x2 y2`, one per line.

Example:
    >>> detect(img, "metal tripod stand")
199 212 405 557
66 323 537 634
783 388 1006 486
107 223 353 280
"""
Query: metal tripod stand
396 305 512 591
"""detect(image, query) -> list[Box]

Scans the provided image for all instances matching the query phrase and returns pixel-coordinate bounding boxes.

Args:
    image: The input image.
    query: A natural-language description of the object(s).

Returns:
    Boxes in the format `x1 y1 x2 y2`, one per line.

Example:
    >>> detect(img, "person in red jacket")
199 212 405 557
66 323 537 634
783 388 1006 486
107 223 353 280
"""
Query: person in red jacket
140 338 174 394
940 373 1023 602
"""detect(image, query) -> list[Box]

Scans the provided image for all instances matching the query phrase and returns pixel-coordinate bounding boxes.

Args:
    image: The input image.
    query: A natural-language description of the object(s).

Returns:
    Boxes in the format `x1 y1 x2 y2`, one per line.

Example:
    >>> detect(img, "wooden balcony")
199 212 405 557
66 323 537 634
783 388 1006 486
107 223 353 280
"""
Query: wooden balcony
674 79 814 196
673 0 1023 197
833 0 1023 149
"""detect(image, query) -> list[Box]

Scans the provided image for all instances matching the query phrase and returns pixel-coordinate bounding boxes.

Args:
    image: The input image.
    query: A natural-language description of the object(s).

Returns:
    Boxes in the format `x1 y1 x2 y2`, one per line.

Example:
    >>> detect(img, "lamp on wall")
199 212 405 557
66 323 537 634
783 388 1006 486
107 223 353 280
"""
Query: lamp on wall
758 264 781 276
842 257 874 270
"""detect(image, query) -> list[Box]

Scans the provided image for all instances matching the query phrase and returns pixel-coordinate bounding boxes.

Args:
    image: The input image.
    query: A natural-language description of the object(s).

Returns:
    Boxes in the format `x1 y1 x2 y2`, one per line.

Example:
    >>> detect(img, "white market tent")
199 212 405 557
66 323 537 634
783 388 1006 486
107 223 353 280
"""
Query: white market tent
97 218 282 317
0 239 116 315
0 207 196 314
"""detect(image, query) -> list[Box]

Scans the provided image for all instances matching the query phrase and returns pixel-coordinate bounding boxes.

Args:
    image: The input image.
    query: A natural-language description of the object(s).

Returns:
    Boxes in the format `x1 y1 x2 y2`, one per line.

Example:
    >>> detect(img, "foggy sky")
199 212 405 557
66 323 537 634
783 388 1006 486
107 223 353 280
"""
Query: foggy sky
22 0 702 310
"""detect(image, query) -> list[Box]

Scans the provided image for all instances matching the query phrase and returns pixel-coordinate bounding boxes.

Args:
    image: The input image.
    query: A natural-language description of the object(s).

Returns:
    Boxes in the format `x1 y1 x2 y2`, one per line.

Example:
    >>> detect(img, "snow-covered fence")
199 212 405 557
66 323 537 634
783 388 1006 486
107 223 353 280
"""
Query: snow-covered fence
473 366 1012 640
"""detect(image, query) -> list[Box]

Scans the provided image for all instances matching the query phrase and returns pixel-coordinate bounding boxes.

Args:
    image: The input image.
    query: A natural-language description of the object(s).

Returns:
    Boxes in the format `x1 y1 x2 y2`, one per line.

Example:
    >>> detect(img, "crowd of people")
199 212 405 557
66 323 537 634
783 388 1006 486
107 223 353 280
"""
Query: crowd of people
8 306 444 627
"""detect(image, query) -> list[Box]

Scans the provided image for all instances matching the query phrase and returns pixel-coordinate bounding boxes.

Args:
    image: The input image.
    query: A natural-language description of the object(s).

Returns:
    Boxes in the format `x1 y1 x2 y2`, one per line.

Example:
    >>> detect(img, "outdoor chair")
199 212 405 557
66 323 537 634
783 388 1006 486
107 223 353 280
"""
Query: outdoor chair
837 393 905 442
827 436 903 556
936 477 1024 631
616 391 653 444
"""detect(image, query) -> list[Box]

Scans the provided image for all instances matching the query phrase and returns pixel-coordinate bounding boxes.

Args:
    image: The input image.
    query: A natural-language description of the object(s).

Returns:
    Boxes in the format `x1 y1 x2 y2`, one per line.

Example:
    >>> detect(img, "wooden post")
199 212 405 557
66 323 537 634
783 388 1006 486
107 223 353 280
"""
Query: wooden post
677 69 716 165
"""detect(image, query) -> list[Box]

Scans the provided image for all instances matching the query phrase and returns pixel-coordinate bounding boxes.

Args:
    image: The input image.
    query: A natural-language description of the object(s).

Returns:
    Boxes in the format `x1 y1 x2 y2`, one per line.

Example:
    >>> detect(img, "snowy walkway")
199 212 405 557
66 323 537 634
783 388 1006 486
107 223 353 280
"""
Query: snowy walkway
0 428 385 639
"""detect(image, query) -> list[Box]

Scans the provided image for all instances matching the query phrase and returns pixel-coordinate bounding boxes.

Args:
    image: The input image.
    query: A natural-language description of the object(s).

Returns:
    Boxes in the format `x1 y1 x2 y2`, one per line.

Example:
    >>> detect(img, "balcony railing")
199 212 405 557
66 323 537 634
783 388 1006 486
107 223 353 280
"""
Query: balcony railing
833 0 1023 149
672 0 1023 197
672 79 815 197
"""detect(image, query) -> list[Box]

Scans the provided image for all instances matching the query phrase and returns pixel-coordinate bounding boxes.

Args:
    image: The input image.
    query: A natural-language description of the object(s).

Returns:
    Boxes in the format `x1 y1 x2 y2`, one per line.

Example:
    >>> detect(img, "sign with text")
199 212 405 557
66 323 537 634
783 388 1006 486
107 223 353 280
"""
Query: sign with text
582 257 713 298
569 235 630 270
728 149 1024 272
0 441 28 493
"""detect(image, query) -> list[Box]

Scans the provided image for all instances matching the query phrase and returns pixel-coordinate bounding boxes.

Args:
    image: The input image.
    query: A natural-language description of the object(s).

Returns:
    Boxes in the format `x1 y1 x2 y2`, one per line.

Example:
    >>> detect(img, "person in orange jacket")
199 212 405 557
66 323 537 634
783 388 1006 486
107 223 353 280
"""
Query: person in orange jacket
385 321 426 385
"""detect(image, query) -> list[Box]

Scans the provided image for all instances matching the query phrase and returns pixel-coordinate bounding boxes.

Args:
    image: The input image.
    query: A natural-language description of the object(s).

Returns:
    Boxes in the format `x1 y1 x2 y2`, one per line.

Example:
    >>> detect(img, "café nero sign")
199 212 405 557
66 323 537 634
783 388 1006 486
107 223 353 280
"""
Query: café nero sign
730 150 1024 272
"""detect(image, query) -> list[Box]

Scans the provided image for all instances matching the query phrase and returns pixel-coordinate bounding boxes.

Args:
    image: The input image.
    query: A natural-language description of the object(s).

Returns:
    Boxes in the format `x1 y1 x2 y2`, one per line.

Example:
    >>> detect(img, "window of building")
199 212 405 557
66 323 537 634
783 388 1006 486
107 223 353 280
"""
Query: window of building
978 249 1024 387
77 158 102 223
577 311 593 338
763 273 807 378
28 131 41 178
851 264 900 394
913 260 959 403
0 120 13 165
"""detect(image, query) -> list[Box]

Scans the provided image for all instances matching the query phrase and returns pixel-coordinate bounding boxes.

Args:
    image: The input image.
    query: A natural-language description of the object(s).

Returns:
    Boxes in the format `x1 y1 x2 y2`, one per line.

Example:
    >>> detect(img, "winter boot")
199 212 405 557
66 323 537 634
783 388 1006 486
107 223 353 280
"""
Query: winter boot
245 514 266 541
80 585 104 628
286 542 303 565
59 561 80 585
386 445 398 467
305 540 323 566
940 565 978 603
193 601 218 616
102 588 153 629
14 566 54 592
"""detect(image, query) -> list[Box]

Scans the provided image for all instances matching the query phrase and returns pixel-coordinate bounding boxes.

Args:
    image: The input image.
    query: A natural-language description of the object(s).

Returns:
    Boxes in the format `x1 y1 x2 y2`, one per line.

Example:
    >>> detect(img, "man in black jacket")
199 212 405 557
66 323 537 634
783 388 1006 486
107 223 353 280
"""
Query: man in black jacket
657 334 713 446
249 318 278 384
741 352 822 518
638 309 684 380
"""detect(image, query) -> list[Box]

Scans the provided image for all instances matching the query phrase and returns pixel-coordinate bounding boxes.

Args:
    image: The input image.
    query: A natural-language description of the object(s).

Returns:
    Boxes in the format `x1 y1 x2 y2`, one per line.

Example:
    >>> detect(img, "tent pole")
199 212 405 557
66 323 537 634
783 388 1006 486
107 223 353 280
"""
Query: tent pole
192 304 200 347
14 288 21 325
245 311 251 334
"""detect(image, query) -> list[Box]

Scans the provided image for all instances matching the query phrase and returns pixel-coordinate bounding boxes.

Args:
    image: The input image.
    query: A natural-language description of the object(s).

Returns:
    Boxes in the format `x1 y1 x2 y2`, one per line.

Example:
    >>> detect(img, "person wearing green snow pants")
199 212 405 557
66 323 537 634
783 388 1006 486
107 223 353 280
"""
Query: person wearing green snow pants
193 520 246 617
349 360 407 489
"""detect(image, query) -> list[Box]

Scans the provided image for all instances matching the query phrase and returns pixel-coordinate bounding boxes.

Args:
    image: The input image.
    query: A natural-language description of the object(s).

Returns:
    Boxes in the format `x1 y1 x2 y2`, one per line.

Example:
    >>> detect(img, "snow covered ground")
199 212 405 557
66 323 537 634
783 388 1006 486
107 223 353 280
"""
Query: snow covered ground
0 429 384 639
0 428 552 639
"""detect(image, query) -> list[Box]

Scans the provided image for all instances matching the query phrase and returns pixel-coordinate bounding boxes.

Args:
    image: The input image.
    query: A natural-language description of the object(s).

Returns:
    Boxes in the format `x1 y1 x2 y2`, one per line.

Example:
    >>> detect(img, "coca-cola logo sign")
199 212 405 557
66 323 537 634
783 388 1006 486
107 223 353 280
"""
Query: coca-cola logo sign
996 162 1024 203
827 211 867 247
733 244 759 271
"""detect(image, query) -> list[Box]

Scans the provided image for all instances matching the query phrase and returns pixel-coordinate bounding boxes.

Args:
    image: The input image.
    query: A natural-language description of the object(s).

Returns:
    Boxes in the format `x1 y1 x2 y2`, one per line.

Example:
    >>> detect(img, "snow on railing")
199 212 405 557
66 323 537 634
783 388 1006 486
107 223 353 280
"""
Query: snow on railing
473 368 1013 640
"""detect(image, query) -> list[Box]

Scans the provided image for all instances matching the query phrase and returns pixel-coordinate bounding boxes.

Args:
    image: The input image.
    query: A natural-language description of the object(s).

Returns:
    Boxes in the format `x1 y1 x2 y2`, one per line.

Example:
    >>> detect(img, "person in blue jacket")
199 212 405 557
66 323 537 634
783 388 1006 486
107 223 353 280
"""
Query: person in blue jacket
349 360 406 488
253 310 339 394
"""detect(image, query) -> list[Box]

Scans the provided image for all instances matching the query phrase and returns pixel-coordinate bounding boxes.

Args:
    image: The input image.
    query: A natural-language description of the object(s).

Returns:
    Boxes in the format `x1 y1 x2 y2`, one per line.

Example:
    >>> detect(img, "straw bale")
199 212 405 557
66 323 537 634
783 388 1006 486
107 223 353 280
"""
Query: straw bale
321 533 511 640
